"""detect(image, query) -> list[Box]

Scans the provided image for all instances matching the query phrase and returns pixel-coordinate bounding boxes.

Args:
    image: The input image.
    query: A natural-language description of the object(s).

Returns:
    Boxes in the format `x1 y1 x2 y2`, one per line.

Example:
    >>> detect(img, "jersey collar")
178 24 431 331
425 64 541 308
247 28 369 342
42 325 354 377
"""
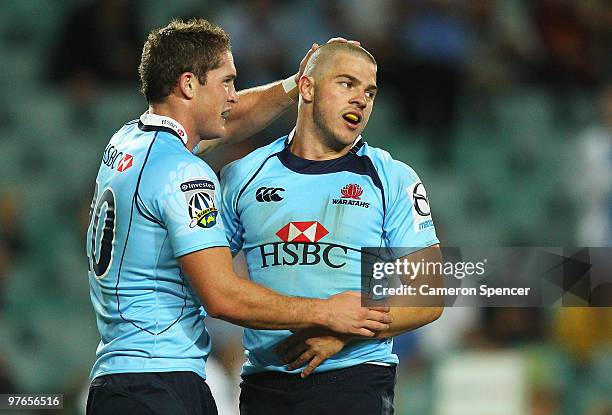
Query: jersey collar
139 111 189 145
278 128 367 174
284 127 363 150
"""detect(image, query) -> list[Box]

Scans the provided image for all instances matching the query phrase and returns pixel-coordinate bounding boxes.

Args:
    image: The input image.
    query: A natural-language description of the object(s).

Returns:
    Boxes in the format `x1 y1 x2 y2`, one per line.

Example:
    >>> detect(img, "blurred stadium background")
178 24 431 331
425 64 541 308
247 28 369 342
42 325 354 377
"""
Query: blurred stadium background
0 0 610 414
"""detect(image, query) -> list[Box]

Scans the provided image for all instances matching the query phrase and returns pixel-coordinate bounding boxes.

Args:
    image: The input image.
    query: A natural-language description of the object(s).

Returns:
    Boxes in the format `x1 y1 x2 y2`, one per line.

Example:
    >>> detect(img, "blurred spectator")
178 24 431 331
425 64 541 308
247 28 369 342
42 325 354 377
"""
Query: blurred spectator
0 190 24 310
552 307 612 365
382 0 479 165
46 0 141 125
48 0 141 85
0 358 16 394
530 0 603 123
0 190 24 258
531 0 601 88
573 84 612 246
215 0 287 87
470 308 545 348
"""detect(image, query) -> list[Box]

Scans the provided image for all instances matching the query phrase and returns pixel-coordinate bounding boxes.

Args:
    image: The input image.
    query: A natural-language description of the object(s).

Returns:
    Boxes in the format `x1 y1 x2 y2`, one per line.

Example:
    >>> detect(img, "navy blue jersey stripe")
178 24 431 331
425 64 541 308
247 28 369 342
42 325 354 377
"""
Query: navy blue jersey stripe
277 143 386 214
138 121 187 148
115 131 187 335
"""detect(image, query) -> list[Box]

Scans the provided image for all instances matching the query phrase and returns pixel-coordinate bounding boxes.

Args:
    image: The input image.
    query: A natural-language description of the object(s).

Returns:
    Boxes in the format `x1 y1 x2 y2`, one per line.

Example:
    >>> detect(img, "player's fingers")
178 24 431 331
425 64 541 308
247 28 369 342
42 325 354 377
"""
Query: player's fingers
353 327 376 337
275 335 300 356
362 319 390 333
287 350 315 371
366 309 393 324
297 43 320 79
325 37 361 46
368 306 390 312
301 356 324 378
280 343 309 365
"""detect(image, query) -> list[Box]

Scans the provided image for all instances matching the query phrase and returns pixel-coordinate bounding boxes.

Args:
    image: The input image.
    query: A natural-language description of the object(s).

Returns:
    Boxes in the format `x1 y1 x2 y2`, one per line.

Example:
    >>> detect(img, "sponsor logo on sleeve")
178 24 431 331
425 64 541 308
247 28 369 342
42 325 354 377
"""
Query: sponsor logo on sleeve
180 179 218 228
407 182 434 232
117 154 134 172
102 144 134 172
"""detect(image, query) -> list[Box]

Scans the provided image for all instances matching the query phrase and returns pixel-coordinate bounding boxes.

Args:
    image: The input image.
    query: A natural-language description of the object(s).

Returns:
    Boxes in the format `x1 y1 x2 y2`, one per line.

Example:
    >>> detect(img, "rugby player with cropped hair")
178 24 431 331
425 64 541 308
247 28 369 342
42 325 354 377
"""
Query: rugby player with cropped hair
85 19 391 415
220 42 444 414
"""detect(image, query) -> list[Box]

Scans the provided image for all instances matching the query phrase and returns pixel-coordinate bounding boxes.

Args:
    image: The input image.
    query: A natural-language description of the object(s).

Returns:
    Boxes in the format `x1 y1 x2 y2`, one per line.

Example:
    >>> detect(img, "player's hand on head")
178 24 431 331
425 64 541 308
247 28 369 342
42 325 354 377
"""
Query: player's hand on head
295 42 318 82
325 291 392 337
325 37 360 46
295 37 361 82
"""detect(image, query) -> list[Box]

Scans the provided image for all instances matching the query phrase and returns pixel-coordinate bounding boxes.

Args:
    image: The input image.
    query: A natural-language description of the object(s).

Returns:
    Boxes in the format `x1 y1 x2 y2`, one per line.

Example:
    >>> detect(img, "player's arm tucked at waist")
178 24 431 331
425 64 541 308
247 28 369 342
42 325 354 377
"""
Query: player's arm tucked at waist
276 244 444 377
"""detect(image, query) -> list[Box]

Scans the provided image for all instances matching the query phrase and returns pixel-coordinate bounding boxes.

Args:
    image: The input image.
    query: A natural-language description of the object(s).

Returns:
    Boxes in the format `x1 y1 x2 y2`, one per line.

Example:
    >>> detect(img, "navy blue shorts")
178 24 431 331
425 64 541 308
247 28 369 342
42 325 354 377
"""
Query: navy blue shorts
239 364 396 415
86 371 217 415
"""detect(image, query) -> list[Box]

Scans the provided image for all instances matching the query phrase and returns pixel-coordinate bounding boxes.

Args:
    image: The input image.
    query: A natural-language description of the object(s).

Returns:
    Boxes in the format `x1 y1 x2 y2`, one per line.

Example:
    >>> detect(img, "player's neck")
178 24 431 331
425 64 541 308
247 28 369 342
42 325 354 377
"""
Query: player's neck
290 123 353 161
147 104 199 152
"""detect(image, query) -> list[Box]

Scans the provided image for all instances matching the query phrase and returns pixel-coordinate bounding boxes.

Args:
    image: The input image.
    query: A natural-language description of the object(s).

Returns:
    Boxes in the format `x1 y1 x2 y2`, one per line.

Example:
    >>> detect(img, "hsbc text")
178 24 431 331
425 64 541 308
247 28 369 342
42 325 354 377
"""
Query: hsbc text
258 243 349 269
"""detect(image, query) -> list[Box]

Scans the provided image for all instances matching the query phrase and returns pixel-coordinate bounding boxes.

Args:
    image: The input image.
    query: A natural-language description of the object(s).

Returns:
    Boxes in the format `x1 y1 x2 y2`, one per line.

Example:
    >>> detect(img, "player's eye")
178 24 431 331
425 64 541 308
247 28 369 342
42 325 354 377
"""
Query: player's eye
366 90 376 99
340 81 351 88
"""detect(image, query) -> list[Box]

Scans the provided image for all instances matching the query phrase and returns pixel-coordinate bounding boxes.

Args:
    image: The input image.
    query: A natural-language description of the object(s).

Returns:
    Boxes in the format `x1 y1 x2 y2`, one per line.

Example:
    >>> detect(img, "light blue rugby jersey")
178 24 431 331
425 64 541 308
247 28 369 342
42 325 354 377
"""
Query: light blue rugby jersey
220 131 439 376
86 112 228 380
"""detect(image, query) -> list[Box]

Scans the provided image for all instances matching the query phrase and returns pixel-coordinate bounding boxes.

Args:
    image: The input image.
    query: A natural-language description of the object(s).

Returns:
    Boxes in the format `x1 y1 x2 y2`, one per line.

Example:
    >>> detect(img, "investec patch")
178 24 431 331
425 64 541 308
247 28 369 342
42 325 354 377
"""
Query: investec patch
180 179 218 228
406 182 434 232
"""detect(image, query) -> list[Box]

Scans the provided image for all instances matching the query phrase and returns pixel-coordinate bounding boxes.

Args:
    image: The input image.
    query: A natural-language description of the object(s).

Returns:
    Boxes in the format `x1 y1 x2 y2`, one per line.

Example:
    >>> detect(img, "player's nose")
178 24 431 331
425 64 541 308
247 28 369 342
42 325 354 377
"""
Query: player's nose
228 85 238 103
350 92 367 109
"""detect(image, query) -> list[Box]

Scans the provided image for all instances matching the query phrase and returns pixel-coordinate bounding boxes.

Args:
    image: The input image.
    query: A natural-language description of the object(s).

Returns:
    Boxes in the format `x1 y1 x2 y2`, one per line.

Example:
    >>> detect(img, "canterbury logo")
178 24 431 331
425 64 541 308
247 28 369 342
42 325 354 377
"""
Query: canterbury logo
256 187 285 202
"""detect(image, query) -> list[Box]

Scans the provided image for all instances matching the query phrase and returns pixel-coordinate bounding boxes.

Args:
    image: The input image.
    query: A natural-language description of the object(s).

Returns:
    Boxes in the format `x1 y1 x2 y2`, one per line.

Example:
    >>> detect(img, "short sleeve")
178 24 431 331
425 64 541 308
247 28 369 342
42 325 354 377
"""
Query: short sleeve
153 159 229 257
383 160 439 254
219 162 245 253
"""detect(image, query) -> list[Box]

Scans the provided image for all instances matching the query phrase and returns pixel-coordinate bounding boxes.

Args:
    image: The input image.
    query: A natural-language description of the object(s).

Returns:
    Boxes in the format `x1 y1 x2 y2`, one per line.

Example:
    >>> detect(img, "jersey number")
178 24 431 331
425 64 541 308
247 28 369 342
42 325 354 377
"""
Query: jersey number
88 182 116 279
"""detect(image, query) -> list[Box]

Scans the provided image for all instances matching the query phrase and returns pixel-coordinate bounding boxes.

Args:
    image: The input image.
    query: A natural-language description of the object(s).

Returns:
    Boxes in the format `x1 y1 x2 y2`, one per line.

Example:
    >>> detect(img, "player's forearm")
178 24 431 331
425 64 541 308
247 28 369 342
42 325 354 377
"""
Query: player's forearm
371 245 443 337
205 276 328 330
225 80 295 140
373 306 443 339
198 79 296 154
180 247 327 329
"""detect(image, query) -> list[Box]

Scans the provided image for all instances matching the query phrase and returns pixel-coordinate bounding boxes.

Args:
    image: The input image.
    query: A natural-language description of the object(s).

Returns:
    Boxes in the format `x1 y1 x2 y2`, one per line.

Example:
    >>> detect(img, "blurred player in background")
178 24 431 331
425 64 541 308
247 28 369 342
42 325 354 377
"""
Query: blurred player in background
85 19 392 415
220 43 444 415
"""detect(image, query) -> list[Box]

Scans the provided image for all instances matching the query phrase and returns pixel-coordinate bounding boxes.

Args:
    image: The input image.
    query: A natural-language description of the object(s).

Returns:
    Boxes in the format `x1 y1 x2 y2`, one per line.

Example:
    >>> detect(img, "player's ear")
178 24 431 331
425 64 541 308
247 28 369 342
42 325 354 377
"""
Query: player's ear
178 72 196 99
298 75 314 103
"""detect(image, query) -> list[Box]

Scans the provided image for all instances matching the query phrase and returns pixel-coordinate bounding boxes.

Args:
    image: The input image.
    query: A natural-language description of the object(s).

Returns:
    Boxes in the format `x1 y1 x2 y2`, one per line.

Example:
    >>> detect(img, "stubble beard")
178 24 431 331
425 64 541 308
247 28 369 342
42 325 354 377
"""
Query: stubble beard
312 100 353 153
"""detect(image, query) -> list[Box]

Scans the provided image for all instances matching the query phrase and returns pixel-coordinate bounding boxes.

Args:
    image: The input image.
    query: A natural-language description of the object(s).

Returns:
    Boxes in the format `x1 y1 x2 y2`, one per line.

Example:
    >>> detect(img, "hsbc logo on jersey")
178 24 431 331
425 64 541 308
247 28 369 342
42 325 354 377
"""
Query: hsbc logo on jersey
117 154 133 172
102 144 134 172
257 221 348 268
276 221 328 242
161 118 186 137
332 184 370 208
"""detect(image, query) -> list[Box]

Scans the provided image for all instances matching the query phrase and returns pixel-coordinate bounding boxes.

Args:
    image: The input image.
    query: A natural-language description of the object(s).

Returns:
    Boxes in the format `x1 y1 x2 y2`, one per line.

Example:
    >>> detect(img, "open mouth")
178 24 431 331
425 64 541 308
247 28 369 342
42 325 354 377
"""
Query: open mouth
342 112 361 125
221 109 231 119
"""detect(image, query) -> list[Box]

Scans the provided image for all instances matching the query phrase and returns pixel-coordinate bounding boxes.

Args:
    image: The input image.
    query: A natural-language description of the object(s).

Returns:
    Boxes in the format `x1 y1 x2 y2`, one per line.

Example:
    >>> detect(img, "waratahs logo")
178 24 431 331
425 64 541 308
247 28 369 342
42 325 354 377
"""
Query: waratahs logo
180 179 218 229
332 183 370 208
341 184 363 200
